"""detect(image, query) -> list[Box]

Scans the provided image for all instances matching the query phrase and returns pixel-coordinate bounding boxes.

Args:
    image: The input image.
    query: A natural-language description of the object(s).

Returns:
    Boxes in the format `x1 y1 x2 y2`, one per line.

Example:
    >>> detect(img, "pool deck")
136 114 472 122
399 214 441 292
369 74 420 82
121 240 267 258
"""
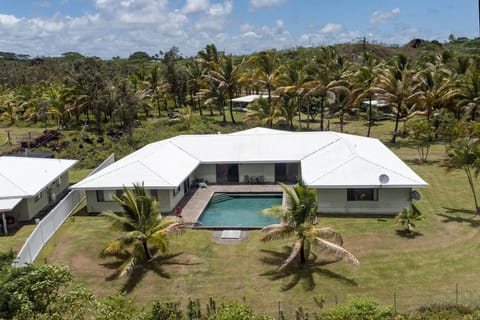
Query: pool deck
180 184 284 226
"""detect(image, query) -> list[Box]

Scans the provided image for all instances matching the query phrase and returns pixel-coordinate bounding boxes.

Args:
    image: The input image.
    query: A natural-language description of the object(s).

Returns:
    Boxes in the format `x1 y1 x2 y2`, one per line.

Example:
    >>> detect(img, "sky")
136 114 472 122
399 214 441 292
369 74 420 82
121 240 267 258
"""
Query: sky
0 0 477 59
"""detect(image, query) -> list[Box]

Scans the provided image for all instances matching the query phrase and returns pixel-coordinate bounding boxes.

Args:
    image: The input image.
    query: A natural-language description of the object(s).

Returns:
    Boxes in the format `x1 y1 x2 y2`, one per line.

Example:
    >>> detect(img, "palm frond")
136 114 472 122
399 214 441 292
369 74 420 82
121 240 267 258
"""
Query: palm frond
314 238 359 265
117 243 145 278
100 239 127 258
262 206 286 217
100 211 136 231
278 238 303 271
312 227 344 246
260 224 294 241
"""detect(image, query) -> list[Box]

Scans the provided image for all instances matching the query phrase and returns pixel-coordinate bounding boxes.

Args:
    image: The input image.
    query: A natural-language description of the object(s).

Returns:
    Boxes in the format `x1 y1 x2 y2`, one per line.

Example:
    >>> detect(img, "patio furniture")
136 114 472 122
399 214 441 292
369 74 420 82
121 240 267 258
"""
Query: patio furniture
244 175 250 183
258 175 264 183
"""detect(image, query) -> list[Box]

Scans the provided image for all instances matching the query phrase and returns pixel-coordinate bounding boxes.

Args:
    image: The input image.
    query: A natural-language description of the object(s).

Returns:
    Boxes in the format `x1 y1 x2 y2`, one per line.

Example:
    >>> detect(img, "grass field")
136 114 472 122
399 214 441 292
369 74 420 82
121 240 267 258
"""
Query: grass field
3 117 480 317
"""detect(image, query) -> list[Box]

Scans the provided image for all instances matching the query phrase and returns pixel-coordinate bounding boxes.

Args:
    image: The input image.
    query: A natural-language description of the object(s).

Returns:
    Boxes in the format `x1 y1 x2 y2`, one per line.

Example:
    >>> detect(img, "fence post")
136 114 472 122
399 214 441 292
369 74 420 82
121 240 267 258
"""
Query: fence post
393 291 397 313
456 283 459 305
335 295 338 305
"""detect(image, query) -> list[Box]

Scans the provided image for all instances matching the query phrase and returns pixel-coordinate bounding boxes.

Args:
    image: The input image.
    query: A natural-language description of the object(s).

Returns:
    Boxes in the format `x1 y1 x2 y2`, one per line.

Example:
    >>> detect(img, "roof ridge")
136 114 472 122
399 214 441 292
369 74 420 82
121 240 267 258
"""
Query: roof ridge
306 155 357 184
137 161 173 185
73 160 144 187
356 155 424 184
300 135 344 160
167 139 202 161
0 171 29 194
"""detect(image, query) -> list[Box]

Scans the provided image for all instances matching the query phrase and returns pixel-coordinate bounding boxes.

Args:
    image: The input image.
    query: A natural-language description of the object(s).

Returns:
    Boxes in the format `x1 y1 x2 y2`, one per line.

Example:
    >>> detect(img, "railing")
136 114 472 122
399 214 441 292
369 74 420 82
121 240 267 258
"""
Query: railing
12 153 115 267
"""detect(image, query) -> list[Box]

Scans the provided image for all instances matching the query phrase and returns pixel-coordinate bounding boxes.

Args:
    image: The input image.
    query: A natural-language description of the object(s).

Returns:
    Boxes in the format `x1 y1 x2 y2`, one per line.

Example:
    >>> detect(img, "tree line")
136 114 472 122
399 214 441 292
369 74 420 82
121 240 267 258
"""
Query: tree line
0 40 480 138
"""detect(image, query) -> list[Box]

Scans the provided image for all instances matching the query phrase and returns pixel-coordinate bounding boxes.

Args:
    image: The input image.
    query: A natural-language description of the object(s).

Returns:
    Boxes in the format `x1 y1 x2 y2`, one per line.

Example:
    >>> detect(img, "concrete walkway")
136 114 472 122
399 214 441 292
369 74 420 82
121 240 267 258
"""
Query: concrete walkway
180 184 283 225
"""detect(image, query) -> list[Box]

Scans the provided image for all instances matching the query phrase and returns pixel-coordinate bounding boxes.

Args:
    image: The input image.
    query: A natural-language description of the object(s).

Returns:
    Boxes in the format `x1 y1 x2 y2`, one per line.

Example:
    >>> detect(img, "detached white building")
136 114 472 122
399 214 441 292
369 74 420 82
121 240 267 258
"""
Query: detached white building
0 156 78 232
71 128 427 216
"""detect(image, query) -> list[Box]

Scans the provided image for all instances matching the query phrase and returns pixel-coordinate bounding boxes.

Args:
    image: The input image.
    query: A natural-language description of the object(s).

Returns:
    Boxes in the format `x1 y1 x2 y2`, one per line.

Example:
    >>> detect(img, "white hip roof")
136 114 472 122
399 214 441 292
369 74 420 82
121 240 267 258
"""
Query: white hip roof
71 128 427 190
0 157 78 199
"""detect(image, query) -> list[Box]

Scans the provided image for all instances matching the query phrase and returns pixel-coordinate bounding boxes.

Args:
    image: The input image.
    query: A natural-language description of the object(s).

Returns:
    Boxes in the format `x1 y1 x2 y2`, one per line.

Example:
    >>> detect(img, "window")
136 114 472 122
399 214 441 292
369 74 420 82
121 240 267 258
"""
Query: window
347 189 378 201
96 190 122 202
173 186 181 197
150 190 159 201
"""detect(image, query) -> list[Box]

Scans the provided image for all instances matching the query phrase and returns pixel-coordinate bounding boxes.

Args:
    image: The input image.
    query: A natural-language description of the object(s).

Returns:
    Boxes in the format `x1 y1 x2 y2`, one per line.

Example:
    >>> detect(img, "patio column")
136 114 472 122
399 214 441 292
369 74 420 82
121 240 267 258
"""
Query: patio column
2 213 7 235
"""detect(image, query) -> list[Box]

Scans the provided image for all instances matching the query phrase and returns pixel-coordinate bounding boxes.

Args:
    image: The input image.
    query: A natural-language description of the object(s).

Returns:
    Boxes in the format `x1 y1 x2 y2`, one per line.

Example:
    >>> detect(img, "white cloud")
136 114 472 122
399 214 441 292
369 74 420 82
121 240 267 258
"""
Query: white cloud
320 23 343 34
370 8 400 24
182 0 210 14
0 1 439 59
0 14 21 26
208 1 232 16
249 0 286 10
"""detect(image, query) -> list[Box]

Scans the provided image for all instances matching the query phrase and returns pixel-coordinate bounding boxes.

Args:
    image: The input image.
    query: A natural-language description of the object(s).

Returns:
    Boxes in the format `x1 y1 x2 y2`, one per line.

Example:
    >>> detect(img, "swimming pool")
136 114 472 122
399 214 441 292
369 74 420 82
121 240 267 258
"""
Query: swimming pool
198 193 282 228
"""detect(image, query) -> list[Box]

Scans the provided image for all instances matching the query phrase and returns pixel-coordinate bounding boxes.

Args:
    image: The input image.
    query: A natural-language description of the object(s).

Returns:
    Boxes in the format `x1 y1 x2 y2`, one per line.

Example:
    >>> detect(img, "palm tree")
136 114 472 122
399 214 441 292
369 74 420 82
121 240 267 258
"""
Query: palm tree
243 97 285 128
209 55 243 124
446 138 480 214
100 184 184 278
457 68 480 121
247 51 281 106
261 183 359 271
396 208 423 236
352 51 381 137
414 66 458 121
374 59 418 143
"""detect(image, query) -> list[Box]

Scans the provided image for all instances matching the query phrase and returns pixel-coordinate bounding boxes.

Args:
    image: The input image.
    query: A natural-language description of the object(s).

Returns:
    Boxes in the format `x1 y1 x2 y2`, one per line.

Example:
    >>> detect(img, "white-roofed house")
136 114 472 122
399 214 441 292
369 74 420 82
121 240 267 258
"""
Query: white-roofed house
0 156 78 233
71 128 427 217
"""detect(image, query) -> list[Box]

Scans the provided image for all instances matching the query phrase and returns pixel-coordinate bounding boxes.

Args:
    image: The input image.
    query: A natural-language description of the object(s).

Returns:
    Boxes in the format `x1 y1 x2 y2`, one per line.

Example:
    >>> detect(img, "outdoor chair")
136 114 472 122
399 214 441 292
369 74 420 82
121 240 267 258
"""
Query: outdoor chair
244 175 250 183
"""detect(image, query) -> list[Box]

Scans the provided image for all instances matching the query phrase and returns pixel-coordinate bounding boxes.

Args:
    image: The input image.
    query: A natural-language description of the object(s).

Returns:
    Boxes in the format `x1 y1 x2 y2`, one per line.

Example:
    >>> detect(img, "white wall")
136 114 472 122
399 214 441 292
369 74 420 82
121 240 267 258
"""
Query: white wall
194 164 217 183
317 188 412 215
11 172 71 221
238 163 275 182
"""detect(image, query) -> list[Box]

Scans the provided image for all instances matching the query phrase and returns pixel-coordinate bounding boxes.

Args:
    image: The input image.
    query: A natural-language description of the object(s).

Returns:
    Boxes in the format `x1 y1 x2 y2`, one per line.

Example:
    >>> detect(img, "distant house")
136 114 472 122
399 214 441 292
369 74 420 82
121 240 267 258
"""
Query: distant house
71 128 427 216
0 156 78 230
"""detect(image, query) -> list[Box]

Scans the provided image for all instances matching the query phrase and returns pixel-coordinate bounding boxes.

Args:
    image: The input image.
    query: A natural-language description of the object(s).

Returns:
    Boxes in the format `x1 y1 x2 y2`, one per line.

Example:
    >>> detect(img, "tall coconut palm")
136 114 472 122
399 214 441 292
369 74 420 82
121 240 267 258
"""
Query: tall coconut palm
414 66 459 121
100 184 184 278
446 138 480 214
209 55 243 124
243 97 285 128
261 183 359 271
374 60 419 143
247 51 281 106
457 67 480 121
352 51 381 137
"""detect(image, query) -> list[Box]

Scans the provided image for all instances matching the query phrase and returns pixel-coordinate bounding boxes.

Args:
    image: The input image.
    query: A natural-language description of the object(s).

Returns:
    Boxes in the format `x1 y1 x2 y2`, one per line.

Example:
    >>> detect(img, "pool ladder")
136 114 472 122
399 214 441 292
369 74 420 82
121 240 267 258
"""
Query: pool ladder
209 193 233 204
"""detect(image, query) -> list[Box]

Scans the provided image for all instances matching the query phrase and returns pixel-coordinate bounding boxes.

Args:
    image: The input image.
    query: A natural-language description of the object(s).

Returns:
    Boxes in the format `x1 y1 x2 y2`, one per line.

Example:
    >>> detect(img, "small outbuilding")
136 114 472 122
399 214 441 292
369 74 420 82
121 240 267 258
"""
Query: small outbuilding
0 156 78 233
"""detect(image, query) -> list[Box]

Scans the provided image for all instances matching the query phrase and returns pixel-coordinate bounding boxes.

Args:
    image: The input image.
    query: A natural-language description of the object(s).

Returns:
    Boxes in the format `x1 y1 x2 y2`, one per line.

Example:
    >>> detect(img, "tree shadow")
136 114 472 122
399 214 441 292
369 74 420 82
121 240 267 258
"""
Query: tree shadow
437 210 480 228
395 229 424 239
259 247 357 291
100 252 199 293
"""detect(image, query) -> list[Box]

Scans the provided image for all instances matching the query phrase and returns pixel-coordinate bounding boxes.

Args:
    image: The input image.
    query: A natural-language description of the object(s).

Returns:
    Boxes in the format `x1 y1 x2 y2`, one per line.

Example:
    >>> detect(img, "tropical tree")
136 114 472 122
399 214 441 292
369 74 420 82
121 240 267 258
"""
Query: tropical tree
209 55 243 123
408 118 434 162
100 184 184 277
374 56 419 143
457 67 480 121
247 50 281 106
396 207 423 236
243 97 284 128
352 51 381 137
445 138 480 214
261 183 359 271
414 66 458 120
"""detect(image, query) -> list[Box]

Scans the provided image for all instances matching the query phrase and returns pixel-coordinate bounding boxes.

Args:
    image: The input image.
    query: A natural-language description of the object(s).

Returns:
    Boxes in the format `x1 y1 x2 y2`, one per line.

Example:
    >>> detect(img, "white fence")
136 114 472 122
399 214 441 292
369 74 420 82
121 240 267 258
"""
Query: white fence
12 153 115 267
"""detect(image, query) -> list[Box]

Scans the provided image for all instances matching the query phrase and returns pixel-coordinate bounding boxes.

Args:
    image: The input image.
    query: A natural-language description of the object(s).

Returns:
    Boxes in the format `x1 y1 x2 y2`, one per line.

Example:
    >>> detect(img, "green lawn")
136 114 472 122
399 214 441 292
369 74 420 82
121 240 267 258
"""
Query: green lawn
0 224 36 254
4 118 480 317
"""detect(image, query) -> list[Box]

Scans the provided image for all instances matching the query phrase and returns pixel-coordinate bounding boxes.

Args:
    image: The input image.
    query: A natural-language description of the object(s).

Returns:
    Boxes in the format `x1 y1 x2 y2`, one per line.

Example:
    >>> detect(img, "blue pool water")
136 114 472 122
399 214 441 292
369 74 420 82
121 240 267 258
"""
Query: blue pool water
198 193 282 227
